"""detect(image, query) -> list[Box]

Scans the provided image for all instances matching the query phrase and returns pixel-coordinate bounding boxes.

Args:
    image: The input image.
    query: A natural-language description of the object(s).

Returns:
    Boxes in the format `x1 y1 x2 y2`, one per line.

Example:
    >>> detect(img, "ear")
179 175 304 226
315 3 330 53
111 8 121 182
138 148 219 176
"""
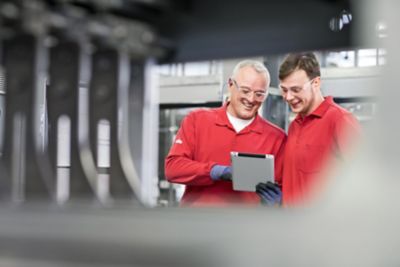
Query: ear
313 76 321 88
228 78 233 87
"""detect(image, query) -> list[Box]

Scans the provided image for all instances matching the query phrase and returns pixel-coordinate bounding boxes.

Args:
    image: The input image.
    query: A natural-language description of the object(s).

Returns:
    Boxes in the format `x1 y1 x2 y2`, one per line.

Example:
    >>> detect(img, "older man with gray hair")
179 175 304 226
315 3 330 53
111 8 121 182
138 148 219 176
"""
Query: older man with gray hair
165 60 286 207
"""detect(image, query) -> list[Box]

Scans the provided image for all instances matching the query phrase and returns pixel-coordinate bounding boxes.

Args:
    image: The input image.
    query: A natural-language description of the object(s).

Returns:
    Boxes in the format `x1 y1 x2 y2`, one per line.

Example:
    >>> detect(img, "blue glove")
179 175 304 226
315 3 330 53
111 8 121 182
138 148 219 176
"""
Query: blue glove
256 181 282 206
210 165 232 181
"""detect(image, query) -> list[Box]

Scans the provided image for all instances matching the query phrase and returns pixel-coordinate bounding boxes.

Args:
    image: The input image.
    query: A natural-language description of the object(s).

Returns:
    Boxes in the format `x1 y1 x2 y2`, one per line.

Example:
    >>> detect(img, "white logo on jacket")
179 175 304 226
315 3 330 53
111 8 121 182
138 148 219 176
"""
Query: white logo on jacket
175 138 183 144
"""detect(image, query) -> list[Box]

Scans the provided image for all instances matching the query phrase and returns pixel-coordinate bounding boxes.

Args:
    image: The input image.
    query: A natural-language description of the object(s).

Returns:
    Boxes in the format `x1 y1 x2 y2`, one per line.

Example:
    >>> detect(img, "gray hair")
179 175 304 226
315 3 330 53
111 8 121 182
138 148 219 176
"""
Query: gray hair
231 60 271 87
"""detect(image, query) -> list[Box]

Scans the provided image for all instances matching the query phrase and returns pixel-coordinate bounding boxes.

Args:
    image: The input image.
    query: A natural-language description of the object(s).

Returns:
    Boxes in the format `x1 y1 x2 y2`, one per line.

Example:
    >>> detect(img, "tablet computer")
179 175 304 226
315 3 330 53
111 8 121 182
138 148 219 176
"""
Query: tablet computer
231 152 274 192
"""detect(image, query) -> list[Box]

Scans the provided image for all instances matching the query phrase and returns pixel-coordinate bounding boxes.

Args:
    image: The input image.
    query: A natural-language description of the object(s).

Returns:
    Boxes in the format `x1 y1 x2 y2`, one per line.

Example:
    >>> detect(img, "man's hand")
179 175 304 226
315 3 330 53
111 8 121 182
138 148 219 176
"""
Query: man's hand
256 181 282 206
210 165 232 181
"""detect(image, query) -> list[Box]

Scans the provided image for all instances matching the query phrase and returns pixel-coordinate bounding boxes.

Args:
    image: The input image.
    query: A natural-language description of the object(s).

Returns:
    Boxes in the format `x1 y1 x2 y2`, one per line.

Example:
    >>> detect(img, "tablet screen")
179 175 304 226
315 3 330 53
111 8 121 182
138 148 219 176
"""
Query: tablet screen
231 152 274 192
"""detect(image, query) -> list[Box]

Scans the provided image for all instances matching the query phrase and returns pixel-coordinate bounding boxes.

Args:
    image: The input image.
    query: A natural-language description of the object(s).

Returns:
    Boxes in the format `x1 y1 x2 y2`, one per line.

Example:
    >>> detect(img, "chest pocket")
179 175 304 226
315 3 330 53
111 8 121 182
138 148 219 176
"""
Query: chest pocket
297 144 327 174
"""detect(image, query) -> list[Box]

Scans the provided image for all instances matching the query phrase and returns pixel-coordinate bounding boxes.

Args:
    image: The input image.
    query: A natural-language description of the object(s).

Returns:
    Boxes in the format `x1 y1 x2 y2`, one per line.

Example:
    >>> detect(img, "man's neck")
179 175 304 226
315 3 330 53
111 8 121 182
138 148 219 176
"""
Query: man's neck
226 111 255 133
300 94 325 118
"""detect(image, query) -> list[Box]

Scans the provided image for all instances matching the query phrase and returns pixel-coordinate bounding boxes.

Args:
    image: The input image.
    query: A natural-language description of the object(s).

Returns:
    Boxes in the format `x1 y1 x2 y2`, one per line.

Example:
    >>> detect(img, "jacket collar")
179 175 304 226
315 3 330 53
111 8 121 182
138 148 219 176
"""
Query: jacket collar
294 96 334 123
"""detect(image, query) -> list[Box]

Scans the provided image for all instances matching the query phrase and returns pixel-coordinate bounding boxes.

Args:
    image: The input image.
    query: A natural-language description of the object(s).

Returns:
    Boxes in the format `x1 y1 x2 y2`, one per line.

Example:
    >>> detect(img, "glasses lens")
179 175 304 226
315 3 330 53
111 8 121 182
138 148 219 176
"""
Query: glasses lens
233 79 266 101
257 93 266 101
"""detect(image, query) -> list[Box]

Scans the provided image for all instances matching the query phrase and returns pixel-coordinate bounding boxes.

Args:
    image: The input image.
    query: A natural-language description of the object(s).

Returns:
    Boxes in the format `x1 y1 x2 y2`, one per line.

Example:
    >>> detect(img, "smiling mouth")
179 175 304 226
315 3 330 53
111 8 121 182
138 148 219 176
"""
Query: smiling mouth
244 103 253 108
241 99 255 109
290 101 301 108
242 103 254 110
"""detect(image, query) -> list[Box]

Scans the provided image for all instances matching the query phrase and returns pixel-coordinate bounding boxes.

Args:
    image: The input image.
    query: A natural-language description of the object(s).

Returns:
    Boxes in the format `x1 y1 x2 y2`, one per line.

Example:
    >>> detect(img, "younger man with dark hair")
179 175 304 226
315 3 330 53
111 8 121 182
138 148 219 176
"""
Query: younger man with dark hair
257 52 360 206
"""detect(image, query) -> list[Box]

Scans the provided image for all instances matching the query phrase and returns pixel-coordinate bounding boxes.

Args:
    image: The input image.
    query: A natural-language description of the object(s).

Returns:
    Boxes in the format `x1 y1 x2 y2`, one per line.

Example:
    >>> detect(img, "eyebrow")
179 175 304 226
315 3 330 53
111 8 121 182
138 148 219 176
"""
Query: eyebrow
239 85 266 92
279 84 302 89
279 85 292 90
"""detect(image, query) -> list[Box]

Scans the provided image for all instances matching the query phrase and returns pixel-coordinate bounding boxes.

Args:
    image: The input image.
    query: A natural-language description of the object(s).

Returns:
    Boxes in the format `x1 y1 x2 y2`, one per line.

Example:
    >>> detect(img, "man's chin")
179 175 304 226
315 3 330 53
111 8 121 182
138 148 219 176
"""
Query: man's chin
290 105 302 114
239 111 255 120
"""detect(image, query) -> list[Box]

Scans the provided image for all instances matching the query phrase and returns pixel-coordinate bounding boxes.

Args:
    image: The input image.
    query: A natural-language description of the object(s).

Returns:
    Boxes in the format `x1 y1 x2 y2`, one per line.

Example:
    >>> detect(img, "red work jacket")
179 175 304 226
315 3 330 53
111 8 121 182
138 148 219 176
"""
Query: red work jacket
165 104 286 207
282 96 360 206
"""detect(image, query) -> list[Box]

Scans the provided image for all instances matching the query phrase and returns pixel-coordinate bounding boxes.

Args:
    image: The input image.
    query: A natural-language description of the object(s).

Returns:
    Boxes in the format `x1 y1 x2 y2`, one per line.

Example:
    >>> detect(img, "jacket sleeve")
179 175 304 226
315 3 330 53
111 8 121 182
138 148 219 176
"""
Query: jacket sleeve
273 134 287 187
334 112 361 159
164 112 216 186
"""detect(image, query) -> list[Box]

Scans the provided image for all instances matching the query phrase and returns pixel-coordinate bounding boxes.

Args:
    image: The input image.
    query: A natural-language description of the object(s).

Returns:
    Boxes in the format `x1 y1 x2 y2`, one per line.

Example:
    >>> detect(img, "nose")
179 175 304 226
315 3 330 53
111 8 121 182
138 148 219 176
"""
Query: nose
245 91 257 103
283 90 294 102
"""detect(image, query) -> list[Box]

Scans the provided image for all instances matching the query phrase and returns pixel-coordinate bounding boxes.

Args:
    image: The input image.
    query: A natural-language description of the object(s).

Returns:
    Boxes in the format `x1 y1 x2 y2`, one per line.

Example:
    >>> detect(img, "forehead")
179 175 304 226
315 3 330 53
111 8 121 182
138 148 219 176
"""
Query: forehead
235 66 267 86
280 69 309 86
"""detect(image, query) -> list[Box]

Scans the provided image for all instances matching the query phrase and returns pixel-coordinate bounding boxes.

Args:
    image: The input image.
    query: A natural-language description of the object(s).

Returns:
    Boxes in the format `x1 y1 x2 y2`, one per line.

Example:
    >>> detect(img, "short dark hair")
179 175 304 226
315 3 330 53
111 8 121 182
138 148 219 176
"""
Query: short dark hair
279 52 321 81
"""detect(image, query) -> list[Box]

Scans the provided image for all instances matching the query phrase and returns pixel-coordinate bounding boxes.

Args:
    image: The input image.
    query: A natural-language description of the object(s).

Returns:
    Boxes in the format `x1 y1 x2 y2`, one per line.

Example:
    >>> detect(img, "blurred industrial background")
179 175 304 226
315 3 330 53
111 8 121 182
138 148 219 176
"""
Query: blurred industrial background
0 0 399 266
